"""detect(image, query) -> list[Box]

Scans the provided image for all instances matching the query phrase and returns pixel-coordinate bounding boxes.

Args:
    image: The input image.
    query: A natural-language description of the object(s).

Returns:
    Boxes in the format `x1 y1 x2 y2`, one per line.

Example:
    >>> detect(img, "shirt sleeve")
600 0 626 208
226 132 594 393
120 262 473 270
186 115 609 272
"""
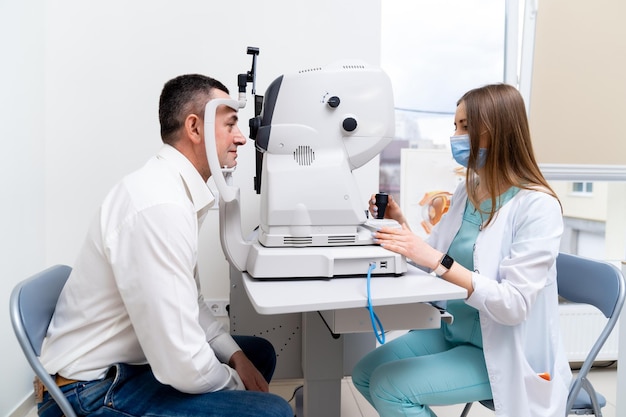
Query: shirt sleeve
106 202 245 393
466 192 563 326
197 293 241 363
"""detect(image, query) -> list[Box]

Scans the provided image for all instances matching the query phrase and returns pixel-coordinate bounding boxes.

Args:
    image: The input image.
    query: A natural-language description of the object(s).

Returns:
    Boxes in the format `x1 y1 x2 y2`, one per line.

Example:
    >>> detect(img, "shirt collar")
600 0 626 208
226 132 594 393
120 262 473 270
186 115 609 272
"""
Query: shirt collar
156 144 215 213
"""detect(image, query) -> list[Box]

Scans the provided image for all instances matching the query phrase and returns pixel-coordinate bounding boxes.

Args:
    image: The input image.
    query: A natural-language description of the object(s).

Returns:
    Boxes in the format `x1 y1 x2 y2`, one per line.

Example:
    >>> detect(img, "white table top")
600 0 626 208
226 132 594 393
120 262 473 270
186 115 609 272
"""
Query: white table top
242 264 468 315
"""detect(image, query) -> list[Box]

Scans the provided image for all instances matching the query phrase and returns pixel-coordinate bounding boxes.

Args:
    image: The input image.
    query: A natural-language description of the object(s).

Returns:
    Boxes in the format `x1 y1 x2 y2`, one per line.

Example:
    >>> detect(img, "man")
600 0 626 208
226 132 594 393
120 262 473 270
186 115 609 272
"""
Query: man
39 74 293 417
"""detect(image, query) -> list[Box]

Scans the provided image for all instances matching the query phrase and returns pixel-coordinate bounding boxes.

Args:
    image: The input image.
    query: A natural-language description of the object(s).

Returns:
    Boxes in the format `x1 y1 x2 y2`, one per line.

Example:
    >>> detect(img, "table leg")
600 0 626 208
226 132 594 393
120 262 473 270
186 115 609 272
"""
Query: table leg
302 311 343 417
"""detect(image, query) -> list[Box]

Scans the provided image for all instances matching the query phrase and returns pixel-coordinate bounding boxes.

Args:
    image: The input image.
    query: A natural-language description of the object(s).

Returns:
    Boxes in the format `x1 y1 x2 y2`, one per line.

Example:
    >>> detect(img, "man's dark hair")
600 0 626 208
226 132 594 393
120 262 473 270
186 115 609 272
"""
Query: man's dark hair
159 74 229 144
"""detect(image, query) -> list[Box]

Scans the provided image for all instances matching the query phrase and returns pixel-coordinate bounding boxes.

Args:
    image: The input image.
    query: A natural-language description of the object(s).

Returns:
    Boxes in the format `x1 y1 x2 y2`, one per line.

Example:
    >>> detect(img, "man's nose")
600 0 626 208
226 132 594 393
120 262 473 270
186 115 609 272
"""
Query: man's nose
235 126 247 144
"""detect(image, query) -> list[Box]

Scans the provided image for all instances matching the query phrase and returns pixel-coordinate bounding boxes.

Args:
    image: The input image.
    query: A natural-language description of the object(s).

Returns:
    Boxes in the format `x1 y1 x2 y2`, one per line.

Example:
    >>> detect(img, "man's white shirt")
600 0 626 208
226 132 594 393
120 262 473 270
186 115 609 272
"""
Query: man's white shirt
41 145 244 393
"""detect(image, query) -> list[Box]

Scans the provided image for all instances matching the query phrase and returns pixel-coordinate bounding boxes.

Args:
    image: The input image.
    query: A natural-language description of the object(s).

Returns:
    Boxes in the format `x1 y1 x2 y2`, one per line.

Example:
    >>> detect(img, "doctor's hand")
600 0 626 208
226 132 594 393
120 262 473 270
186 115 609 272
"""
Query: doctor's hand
369 194 409 228
373 223 441 270
229 350 270 392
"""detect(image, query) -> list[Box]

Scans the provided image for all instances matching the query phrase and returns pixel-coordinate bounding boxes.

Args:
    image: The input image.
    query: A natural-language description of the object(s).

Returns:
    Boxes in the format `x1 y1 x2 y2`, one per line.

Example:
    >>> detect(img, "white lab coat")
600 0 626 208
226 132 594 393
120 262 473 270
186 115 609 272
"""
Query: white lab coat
427 183 572 417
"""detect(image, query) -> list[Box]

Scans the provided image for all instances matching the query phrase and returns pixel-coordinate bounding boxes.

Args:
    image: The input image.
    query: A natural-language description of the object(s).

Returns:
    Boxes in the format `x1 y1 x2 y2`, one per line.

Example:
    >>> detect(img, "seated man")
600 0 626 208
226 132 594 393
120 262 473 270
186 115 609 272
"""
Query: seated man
38 74 293 417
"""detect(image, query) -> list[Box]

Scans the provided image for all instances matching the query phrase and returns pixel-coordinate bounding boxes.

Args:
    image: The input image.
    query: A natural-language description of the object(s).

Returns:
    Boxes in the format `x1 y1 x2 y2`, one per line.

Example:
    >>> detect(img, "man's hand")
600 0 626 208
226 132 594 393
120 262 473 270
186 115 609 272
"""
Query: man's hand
228 350 269 392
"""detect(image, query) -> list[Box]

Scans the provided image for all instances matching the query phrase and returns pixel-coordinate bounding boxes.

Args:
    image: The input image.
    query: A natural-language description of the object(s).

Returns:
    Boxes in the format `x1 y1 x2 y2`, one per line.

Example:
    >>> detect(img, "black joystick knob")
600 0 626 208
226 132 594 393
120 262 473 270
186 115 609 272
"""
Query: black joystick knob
375 193 388 219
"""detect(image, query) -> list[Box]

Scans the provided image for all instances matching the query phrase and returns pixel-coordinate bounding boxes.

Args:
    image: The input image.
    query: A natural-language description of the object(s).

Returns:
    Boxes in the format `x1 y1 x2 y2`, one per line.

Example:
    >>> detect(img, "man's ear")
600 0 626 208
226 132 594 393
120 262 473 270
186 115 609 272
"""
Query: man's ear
184 114 203 144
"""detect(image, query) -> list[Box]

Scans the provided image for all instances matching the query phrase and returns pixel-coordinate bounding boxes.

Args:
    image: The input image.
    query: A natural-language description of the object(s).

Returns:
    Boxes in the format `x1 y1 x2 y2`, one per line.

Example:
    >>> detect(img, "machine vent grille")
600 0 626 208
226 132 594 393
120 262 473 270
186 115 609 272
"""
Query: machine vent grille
294 146 315 166
342 64 366 70
283 236 313 245
298 67 322 73
328 235 357 244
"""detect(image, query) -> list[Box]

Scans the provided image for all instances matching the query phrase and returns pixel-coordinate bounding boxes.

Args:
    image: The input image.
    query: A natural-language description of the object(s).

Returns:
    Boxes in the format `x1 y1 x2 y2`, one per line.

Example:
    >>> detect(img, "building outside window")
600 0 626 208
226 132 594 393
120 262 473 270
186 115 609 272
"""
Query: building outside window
572 181 594 195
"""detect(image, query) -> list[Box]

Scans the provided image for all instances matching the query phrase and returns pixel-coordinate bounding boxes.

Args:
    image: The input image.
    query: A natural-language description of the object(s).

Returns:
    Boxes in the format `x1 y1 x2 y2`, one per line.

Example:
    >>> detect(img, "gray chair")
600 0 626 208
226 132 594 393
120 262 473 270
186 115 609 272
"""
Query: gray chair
460 252 625 416
10 264 77 417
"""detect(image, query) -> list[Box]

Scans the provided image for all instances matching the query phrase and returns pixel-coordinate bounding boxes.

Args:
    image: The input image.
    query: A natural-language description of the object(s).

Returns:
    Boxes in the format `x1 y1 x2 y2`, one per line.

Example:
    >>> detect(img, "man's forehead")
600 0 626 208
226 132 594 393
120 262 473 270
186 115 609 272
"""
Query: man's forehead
212 89 231 100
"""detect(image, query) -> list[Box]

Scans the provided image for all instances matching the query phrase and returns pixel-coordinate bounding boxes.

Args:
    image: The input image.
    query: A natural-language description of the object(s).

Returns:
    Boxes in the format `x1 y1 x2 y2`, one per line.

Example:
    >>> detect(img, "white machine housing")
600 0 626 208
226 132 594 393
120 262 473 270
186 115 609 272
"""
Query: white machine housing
205 61 407 278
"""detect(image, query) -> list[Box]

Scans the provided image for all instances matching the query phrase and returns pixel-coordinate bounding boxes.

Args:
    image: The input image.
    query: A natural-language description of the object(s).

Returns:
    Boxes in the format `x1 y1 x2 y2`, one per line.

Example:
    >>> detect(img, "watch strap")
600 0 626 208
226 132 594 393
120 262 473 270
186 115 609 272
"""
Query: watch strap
434 254 454 276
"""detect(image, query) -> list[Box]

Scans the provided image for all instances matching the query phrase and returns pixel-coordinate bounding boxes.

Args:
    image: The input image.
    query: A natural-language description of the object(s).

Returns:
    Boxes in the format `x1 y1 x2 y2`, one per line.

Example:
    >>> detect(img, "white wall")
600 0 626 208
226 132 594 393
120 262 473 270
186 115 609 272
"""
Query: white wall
1 0 46 415
1 1 382 415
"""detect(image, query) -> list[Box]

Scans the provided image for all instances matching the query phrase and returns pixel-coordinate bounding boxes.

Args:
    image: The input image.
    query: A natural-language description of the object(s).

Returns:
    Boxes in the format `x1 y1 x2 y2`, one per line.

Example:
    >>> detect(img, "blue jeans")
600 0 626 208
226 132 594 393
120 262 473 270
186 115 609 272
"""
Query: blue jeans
351 329 492 417
38 336 293 417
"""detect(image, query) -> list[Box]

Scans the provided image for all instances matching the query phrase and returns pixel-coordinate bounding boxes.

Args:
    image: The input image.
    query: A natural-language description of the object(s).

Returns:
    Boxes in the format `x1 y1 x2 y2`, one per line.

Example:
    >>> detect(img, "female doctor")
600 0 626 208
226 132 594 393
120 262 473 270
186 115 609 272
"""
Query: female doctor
352 83 572 417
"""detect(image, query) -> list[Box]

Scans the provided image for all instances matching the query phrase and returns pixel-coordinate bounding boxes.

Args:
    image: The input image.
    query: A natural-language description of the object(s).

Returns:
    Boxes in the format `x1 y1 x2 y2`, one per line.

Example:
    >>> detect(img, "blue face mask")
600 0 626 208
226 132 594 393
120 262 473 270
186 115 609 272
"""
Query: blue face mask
450 134 488 168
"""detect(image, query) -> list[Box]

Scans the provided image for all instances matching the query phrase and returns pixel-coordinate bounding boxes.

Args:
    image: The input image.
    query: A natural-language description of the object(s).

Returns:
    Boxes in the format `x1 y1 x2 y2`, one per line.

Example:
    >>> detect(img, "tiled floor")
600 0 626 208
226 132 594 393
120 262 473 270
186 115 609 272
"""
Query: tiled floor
269 364 618 417
24 364 618 417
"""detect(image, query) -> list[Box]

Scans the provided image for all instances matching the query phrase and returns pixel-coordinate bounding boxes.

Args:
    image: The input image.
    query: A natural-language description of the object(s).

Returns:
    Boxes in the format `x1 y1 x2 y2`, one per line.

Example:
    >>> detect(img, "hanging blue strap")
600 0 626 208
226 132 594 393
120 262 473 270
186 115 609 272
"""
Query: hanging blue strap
367 262 385 344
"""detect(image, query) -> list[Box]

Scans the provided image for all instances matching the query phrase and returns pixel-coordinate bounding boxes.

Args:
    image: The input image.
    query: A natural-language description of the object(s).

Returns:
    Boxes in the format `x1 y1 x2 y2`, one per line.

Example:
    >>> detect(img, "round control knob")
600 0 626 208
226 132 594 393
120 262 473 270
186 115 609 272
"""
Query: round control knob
327 96 341 108
343 117 358 132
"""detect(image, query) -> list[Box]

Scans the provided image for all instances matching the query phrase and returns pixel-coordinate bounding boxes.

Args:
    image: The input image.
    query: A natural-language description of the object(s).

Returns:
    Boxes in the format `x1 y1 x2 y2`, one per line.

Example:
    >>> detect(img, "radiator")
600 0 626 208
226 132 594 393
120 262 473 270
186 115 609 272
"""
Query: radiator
559 302 620 362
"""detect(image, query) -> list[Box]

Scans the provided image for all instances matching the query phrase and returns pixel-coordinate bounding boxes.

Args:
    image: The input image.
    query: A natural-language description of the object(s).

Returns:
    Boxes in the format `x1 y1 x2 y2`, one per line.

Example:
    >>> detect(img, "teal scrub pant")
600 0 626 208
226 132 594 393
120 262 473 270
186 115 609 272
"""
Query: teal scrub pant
351 328 492 417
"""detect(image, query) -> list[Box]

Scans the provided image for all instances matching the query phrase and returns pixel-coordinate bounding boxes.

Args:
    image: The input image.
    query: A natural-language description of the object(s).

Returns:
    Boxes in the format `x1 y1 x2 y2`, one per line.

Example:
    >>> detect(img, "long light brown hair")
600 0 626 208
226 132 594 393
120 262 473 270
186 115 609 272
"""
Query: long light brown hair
459 83 560 226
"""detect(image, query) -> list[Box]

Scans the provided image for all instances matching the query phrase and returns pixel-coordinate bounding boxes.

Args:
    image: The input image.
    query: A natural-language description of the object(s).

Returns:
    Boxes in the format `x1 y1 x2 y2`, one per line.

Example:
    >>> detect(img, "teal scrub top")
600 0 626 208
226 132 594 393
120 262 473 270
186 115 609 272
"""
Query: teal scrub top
442 187 520 348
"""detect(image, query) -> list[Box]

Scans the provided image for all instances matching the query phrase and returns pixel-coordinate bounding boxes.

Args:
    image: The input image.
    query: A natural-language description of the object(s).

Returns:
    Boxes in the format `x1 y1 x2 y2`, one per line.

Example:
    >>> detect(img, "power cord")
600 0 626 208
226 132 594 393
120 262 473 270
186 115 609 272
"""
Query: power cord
367 262 385 344
288 384 302 403
287 384 302 417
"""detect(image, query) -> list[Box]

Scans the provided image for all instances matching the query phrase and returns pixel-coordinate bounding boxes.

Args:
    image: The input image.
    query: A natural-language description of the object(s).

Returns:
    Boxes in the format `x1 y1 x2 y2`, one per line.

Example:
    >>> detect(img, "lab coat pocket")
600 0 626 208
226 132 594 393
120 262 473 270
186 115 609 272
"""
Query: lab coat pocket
523 366 554 410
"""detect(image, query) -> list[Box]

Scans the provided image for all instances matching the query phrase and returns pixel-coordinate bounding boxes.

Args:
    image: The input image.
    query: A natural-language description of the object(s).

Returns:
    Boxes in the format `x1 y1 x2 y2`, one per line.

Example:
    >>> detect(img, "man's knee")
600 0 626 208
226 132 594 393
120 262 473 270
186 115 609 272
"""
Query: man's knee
264 393 294 417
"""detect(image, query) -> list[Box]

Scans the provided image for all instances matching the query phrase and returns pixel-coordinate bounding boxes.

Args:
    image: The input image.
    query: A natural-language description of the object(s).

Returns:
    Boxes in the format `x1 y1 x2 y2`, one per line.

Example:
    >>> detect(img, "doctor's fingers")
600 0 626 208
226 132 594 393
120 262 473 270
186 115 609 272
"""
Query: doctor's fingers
369 198 383 216
376 233 415 252
369 194 379 209
381 238 420 260
377 226 413 239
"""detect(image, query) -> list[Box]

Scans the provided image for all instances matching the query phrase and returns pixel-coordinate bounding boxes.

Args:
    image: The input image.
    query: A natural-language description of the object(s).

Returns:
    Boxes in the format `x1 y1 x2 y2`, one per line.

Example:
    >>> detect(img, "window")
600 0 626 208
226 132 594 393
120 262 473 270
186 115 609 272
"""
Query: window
382 2 626 263
380 0 526 204
571 181 593 195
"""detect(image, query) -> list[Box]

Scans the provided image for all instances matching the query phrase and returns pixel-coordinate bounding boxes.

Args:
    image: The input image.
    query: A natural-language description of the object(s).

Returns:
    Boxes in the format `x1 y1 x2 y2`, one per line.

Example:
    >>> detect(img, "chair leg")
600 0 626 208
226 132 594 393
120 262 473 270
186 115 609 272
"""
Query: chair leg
459 402 473 417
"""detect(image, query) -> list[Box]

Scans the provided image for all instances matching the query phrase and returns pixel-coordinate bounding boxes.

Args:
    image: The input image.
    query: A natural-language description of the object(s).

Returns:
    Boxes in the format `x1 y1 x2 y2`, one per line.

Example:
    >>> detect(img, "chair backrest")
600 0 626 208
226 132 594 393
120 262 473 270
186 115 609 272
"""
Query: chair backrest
10 264 77 417
460 252 625 417
556 252 624 318
556 252 625 415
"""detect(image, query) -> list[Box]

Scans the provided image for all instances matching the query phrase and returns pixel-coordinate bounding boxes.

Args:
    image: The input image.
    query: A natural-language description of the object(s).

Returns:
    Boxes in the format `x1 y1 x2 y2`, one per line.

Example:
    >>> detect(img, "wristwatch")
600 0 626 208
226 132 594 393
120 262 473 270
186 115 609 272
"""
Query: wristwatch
434 253 454 276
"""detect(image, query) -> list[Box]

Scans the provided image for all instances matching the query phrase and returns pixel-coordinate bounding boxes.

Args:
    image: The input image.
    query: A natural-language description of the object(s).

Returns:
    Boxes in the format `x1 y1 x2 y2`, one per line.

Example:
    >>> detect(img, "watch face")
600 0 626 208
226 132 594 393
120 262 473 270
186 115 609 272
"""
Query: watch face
441 254 454 269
